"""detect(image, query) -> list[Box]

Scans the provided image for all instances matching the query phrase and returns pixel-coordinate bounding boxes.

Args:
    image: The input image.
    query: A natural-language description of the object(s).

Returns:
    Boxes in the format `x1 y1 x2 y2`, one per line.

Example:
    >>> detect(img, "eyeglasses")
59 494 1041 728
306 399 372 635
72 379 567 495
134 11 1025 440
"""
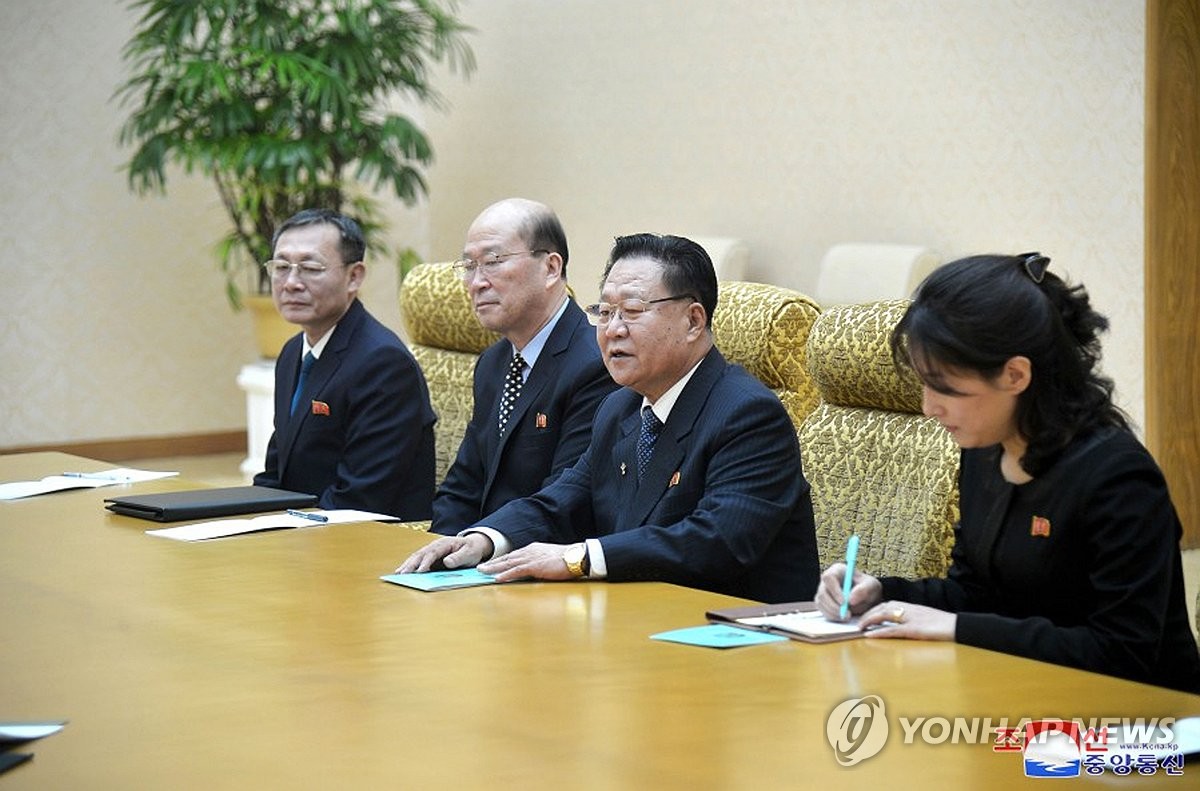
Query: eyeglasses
452 249 549 280
1020 252 1050 284
262 259 341 281
584 295 696 326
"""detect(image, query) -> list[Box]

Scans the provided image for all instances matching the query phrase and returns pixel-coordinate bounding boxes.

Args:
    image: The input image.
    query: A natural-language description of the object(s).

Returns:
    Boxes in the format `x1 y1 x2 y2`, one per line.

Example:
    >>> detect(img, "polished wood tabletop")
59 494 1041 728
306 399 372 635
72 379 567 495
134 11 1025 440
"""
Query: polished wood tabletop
2 452 1197 789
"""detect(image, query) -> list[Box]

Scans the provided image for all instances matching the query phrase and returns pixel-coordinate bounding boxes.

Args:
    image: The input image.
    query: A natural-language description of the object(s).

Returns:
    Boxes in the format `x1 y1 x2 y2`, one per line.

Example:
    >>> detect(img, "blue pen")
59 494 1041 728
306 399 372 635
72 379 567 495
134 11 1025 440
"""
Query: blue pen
839 534 860 620
287 509 329 523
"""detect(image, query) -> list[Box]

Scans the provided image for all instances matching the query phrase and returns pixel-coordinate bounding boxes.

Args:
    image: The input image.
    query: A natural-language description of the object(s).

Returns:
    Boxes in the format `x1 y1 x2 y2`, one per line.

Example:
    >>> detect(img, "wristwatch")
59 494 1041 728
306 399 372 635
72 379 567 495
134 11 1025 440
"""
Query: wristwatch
563 543 590 578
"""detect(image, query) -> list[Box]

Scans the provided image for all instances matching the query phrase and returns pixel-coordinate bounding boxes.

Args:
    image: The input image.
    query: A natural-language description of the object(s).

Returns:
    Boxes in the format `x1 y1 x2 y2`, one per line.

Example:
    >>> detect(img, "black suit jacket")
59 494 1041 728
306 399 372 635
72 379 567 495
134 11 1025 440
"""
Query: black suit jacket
254 299 436 520
478 347 820 603
432 300 616 533
882 427 1200 693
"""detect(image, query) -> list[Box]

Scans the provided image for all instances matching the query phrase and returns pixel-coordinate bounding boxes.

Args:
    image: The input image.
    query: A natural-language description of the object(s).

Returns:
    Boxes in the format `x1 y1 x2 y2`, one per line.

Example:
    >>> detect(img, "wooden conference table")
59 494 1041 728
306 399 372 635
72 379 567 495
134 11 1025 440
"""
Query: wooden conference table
1 452 1198 789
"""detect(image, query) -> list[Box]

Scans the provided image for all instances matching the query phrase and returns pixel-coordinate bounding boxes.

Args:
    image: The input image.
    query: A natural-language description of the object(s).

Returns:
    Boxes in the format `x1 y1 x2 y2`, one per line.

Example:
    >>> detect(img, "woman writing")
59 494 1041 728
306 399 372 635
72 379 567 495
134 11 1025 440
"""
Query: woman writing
815 252 1200 693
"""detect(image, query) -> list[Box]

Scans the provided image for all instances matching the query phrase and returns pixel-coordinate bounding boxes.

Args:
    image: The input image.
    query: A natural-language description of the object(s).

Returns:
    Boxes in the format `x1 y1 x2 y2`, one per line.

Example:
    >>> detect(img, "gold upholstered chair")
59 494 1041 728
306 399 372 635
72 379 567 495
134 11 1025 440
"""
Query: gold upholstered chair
711 281 822 430
799 299 960 579
400 262 500 485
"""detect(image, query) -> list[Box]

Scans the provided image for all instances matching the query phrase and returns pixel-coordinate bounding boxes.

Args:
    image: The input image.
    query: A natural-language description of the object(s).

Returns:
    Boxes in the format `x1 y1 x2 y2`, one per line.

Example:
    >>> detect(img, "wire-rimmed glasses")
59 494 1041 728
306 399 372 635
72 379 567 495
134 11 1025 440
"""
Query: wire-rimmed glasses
452 249 549 280
583 294 696 326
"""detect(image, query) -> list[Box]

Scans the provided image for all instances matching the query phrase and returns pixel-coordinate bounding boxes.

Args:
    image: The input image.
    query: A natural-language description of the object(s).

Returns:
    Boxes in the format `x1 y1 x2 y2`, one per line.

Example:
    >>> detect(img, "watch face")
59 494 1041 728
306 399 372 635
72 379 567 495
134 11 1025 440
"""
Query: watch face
564 544 586 575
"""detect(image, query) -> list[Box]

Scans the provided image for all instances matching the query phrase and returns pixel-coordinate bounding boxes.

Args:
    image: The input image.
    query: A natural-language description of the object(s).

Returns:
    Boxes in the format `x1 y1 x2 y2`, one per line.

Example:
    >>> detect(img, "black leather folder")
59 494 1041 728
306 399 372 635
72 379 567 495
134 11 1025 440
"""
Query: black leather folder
104 486 318 522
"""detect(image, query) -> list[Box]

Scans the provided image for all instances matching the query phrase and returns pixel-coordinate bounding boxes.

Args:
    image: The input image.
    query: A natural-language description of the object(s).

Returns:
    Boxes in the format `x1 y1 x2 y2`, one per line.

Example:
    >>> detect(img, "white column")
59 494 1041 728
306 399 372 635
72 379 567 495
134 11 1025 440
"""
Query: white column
236 361 276 480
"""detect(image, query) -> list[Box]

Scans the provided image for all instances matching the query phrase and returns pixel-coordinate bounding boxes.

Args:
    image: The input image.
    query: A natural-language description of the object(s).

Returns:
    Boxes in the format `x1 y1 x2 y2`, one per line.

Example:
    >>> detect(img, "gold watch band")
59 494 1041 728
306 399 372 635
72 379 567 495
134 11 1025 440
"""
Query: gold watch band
563 543 589 578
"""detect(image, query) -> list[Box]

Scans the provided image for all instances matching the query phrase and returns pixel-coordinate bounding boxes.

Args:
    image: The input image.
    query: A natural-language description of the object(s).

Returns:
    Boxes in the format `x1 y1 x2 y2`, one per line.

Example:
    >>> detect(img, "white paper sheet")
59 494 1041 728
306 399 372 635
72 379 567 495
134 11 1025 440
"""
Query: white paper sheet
145 509 397 541
0 469 178 501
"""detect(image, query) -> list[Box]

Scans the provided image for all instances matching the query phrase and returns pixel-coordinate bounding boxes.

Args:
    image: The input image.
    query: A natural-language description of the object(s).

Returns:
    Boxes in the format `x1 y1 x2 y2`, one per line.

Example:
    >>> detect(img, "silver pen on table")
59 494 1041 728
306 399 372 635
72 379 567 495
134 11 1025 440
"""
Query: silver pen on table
286 509 329 523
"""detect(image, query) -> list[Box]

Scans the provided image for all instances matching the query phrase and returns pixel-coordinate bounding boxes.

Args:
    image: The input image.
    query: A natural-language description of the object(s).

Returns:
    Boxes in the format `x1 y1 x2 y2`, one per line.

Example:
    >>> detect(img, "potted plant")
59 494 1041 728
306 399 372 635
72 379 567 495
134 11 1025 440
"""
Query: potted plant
113 0 474 356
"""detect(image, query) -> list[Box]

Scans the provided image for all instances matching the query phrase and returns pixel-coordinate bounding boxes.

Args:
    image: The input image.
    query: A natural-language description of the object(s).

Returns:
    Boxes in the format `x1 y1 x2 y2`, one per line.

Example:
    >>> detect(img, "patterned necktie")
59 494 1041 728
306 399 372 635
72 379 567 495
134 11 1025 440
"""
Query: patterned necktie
498 352 527 436
637 406 663 479
290 351 315 416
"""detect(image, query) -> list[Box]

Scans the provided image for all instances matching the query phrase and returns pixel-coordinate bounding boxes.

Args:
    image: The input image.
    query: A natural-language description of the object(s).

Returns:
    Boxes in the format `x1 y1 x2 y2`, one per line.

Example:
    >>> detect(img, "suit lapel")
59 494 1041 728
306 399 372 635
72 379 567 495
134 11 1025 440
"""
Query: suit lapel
487 303 587 482
967 446 1011 587
480 342 515 488
276 300 363 475
496 351 550 452
624 347 726 528
611 405 643 528
273 336 304 468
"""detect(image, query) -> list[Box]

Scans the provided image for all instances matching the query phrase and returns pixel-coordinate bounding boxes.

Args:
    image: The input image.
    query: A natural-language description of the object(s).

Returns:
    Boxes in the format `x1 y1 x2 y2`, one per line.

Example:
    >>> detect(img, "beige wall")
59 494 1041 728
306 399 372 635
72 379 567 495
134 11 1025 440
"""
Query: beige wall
0 0 425 448
0 0 1146 449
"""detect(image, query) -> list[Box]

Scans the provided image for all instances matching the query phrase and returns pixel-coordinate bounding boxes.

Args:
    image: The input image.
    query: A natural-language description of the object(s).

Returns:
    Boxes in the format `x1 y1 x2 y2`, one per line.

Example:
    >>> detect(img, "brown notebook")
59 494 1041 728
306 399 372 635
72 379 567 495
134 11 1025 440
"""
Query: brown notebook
706 601 864 644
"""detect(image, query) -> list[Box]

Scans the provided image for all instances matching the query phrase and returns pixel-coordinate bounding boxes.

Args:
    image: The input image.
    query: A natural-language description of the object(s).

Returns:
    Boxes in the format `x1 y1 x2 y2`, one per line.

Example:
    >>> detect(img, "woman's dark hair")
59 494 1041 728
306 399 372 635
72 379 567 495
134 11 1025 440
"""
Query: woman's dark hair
602 233 718 327
890 252 1129 476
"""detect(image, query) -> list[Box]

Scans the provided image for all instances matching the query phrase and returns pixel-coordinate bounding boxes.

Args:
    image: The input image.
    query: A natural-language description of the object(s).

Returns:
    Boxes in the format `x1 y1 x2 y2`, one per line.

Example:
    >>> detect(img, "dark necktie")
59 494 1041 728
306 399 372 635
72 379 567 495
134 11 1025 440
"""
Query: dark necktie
498 352 527 436
290 351 315 416
637 406 663 479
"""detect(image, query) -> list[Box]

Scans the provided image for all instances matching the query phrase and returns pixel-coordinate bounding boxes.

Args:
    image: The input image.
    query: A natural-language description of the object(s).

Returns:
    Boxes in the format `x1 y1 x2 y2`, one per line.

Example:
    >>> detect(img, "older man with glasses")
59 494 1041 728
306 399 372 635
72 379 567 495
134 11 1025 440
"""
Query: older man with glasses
431 198 618 535
253 208 436 520
401 233 819 604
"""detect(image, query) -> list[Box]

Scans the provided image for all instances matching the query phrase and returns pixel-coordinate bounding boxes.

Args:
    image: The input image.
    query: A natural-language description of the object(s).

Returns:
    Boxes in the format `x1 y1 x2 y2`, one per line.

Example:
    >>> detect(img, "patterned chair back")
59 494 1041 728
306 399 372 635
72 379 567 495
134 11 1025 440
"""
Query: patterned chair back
400 262 500 482
711 281 822 431
799 300 960 578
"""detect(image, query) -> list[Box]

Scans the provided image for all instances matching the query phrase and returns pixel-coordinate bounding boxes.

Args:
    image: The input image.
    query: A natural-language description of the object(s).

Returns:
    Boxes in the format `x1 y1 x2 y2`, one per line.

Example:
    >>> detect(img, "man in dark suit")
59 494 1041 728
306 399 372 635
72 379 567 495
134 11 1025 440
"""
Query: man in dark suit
430 198 616 534
254 209 435 520
400 233 819 603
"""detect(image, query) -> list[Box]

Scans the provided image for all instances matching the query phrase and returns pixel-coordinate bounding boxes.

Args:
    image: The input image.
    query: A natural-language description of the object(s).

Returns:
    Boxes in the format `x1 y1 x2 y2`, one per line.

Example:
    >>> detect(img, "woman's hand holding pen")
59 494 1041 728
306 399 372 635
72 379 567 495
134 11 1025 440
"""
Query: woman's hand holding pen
815 562 882 621
815 563 957 641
